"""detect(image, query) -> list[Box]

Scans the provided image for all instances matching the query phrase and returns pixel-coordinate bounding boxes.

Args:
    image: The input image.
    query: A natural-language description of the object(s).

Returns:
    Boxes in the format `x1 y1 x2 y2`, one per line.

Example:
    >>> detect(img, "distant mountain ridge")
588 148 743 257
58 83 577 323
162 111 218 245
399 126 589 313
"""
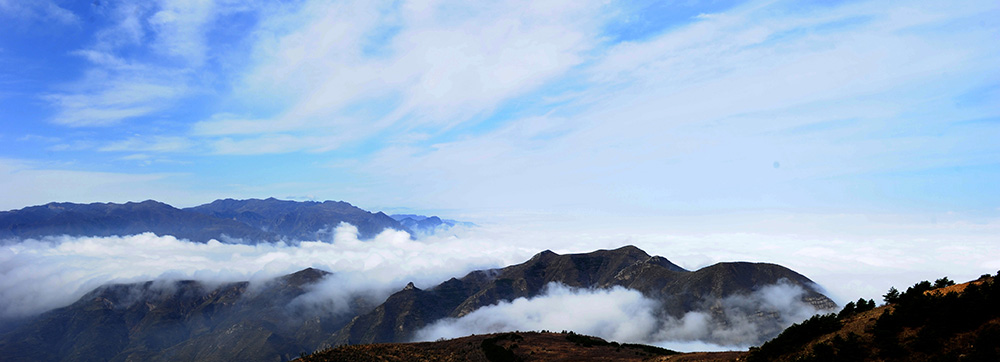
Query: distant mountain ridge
0 246 837 362
186 198 409 241
0 198 410 243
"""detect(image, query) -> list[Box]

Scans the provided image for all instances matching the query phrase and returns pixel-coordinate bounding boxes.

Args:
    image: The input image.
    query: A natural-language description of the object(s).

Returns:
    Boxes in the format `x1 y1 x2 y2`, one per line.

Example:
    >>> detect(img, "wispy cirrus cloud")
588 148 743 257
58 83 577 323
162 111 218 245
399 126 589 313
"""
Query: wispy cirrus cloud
45 71 190 127
0 158 190 210
99 135 194 153
0 0 77 25
41 0 229 127
193 0 609 154
354 0 1000 213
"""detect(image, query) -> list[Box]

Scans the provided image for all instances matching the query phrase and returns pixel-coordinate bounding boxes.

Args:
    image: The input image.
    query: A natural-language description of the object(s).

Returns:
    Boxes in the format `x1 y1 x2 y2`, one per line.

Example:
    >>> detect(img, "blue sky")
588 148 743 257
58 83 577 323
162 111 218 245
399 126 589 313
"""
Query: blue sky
2 0 1000 320
1 0 998 224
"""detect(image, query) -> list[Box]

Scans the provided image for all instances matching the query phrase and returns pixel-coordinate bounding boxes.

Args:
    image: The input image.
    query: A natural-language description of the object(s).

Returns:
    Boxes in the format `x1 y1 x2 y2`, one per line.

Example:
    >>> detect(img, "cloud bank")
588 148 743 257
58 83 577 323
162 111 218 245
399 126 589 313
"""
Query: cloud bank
2 214 996 349
3 214 997 323
0 223 532 320
414 281 826 351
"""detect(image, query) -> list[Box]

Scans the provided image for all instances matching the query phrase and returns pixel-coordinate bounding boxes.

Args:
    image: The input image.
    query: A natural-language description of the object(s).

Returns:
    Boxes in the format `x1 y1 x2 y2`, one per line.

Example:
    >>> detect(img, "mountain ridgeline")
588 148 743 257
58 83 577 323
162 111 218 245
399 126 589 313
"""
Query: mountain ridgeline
0 246 836 362
328 245 835 347
0 198 411 243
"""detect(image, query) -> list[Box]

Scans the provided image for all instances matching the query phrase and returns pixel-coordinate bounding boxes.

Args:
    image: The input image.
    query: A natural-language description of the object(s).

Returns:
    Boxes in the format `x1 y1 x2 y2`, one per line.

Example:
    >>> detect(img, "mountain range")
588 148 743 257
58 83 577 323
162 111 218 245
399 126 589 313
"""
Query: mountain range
0 198 411 243
0 246 836 362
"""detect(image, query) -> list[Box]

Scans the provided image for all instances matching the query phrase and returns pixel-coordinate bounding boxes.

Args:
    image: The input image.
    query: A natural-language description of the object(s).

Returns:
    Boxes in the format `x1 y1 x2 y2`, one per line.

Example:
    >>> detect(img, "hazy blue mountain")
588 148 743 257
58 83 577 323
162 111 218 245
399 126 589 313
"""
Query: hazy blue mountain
0 198 410 243
0 200 277 244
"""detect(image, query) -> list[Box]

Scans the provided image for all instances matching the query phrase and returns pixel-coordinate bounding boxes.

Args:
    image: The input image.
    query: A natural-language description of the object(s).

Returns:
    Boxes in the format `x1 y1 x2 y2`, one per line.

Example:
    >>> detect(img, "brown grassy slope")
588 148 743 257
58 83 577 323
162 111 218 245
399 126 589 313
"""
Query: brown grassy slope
749 275 1000 362
296 331 748 362
816 276 994 354
655 351 748 362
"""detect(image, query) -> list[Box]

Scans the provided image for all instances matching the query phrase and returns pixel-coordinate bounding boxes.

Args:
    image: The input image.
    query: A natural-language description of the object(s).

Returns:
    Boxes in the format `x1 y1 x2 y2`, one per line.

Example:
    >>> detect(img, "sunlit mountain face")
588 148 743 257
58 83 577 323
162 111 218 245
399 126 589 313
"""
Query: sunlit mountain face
2 0 998 361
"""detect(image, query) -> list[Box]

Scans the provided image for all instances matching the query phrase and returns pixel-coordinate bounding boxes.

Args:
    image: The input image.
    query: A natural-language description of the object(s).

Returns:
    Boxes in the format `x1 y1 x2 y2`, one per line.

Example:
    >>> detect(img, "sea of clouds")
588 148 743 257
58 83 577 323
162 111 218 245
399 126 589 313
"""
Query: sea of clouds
2 217 998 351
0 223 532 320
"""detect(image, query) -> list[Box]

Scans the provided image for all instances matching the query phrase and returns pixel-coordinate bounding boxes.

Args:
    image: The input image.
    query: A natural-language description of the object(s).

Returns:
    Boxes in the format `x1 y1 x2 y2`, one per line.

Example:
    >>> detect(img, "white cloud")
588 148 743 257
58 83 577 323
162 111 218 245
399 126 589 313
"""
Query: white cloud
353 0 1000 213
193 0 608 154
0 0 77 24
147 0 216 66
414 283 660 343
414 280 827 350
99 135 194 153
43 0 227 127
45 63 192 127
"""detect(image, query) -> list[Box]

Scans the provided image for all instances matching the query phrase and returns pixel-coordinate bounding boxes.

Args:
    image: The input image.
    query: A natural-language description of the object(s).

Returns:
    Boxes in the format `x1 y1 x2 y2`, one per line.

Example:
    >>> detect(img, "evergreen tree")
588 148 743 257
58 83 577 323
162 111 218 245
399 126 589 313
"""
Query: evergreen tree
934 277 955 289
883 287 899 304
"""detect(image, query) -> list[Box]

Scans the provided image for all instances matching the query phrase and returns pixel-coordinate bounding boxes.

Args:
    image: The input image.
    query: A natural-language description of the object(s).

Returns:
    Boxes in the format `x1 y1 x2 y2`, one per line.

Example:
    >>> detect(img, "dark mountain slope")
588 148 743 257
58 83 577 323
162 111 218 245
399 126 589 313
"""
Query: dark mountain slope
327 245 835 346
0 268 373 362
186 198 411 240
0 200 276 243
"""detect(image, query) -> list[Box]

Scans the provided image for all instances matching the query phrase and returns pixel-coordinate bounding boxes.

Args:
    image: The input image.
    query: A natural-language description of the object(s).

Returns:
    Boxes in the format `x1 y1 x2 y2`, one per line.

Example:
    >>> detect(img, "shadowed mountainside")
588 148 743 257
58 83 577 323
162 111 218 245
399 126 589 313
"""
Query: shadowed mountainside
0 268 375 362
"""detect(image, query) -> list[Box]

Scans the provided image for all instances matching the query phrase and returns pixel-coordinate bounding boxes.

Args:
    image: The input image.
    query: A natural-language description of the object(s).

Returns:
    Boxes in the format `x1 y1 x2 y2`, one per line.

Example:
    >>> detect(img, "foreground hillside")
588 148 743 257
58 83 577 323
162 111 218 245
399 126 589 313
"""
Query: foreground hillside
747 273 1000 361
297 272 1000 362
298 331 746 362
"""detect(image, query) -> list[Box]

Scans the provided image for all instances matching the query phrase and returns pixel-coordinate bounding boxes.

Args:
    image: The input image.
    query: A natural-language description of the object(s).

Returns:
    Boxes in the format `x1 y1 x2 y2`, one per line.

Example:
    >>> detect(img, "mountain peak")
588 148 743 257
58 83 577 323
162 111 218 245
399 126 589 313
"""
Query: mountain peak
284 267 331 286
608 244 649 257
